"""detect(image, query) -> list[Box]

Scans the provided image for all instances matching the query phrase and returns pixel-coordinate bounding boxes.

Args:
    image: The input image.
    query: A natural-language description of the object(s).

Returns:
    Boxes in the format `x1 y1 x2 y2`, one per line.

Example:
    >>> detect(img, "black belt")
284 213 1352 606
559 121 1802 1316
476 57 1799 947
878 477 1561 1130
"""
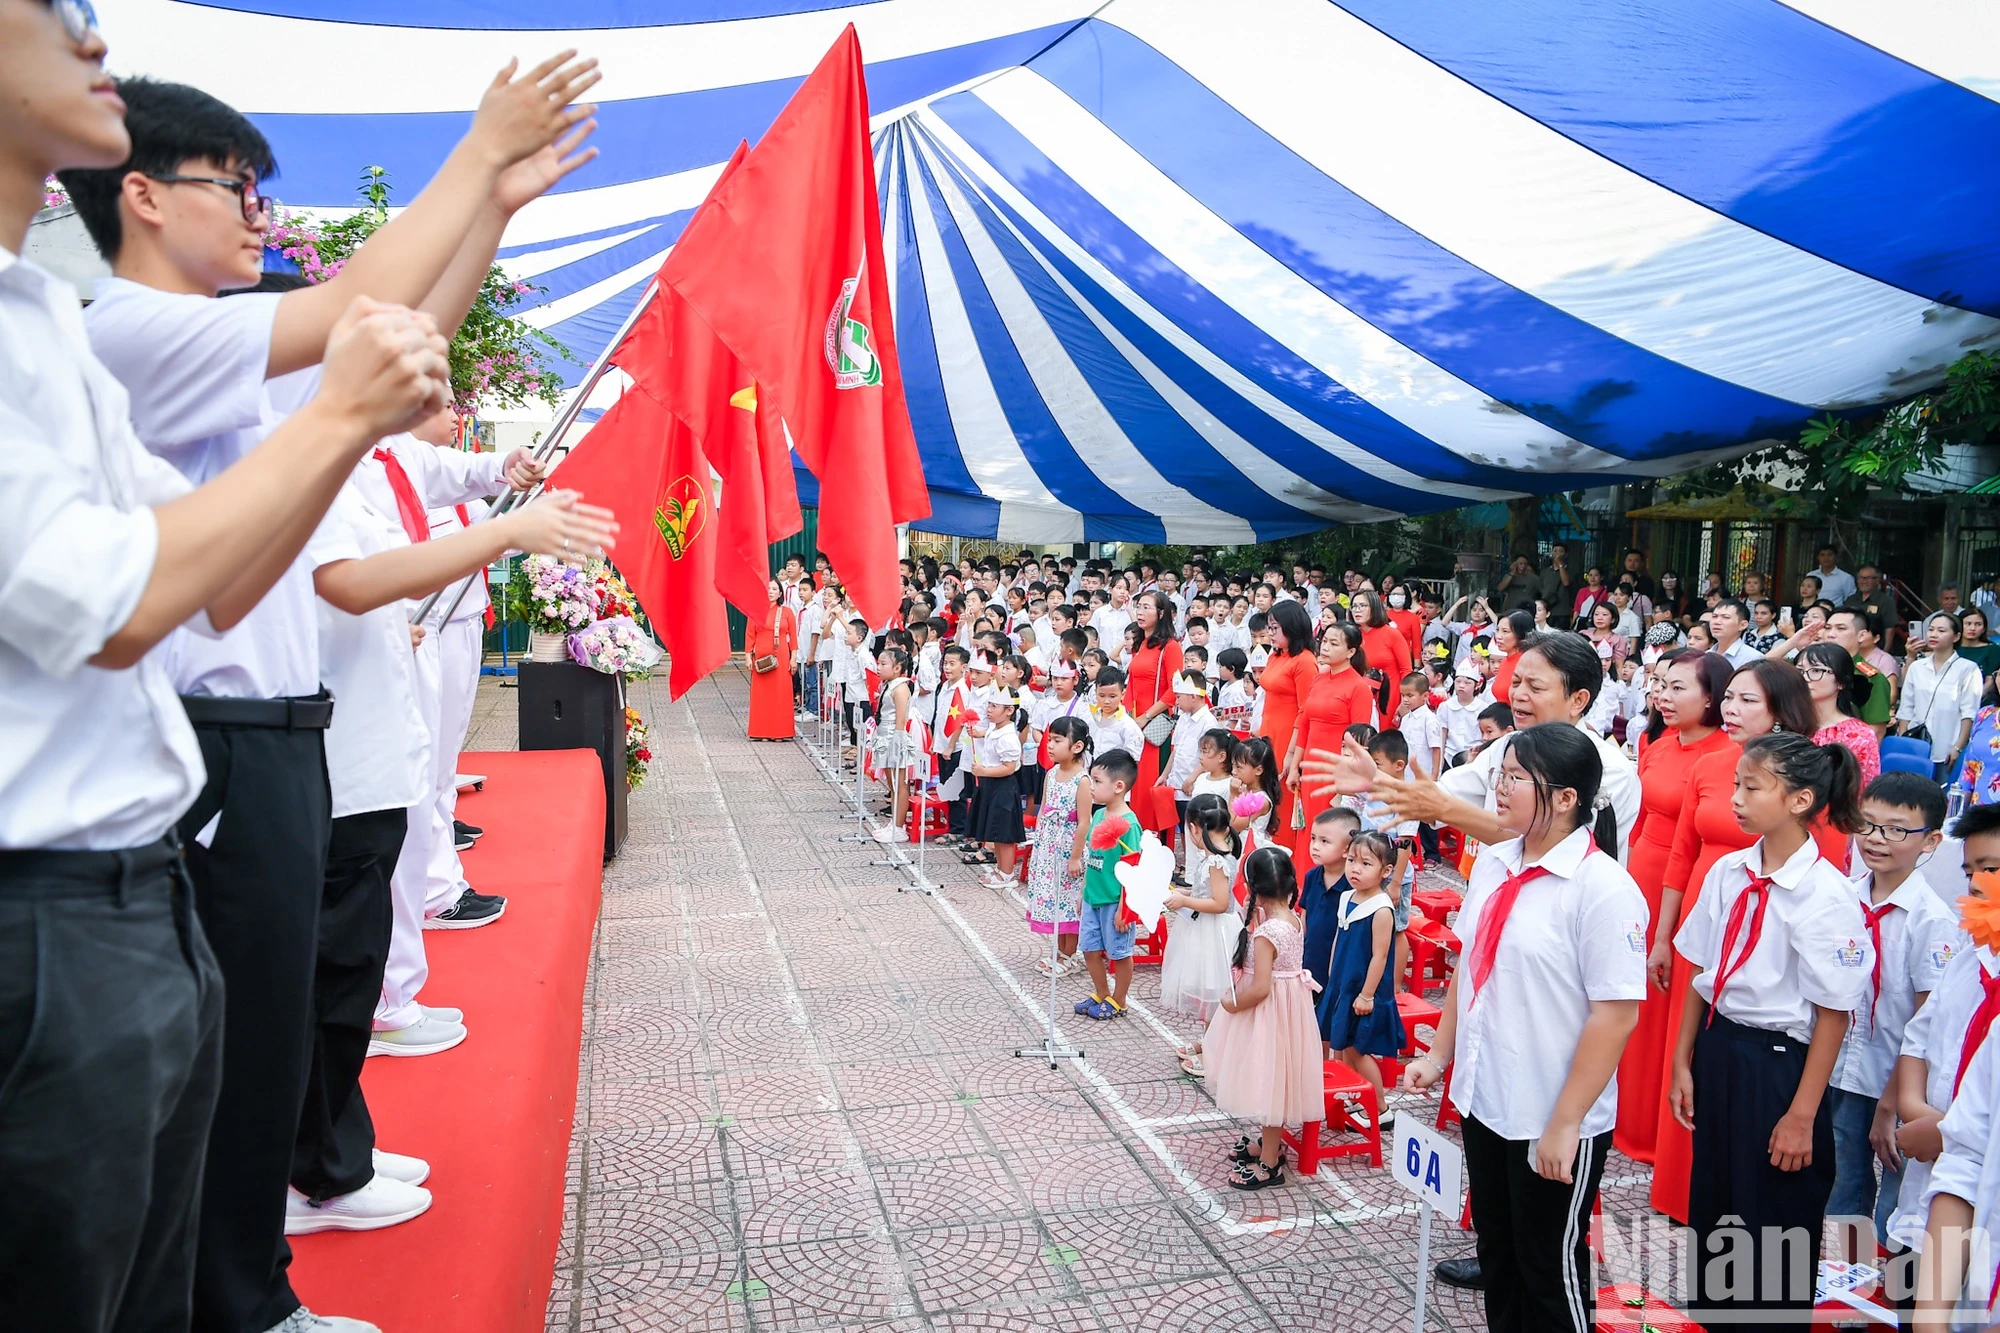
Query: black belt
0 836 186 901
180 691 334 730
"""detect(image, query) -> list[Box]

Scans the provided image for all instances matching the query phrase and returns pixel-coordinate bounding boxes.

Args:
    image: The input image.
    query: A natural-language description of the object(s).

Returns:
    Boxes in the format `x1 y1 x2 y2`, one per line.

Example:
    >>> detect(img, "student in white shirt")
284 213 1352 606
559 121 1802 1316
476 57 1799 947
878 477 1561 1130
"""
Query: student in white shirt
1394 674 1444 780
1824 774 1959 1245
1085 665 1145 762
62 63 595 1331
1897 612 1983 777
1437 667 1488 764
1668 733 1874 1325
795 587 825 721
1158 672 1219 837
1402 723 1645 1333
0 11 458 1329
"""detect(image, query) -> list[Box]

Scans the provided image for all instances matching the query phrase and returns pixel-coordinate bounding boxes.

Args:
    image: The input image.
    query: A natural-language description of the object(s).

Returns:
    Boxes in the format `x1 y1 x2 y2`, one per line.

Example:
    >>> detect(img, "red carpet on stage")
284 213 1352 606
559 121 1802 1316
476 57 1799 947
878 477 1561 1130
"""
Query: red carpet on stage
291 749 604 1333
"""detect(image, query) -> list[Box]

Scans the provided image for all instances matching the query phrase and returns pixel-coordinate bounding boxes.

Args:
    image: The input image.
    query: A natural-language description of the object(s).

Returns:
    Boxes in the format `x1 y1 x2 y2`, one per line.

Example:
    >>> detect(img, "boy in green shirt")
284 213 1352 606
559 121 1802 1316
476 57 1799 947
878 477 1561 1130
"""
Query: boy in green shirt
1077 749 1142 1020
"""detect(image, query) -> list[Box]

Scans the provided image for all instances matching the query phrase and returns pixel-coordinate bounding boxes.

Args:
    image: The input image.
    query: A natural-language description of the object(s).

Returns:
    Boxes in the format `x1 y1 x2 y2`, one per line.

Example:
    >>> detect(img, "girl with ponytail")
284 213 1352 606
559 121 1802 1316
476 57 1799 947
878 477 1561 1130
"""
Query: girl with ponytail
1400 721 1647 1330
1666 732 1871 1325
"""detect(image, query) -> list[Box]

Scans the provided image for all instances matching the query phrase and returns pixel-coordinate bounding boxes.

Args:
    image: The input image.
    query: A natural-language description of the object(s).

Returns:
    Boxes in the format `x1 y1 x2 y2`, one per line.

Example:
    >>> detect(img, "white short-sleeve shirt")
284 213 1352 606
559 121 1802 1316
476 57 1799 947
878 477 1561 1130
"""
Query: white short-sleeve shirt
1675 838 1874 1042
1918 1033 2000 1312
1830 873 1962 1098
1440 723 1640 865
0 250 206 849
306 481 431 818
1448 826 1650 1140
1398 705 1444 778
86 280 324 699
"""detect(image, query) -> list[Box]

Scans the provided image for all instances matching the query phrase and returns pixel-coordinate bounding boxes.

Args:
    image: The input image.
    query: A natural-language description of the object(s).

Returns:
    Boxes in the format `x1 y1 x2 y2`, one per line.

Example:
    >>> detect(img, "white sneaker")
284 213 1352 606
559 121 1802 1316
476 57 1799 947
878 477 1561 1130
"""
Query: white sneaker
420 1004 463 1024
454 772 485 791
367 1015 466 1058
870 825 908 844
262 1307 382 1333
372 1148 430 1186
285 1175 432 1234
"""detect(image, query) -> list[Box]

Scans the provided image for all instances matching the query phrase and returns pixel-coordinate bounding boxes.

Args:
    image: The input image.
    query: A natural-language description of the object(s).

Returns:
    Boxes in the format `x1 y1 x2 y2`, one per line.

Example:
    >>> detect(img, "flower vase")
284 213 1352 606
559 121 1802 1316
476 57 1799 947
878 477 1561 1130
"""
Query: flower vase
528 629 570 663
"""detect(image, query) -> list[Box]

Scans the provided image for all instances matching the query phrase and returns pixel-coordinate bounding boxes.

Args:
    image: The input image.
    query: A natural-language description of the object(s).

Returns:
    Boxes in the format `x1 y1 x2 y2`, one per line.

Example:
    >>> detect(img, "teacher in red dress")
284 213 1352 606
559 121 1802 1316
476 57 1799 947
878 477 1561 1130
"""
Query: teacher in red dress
1125 590 1183 834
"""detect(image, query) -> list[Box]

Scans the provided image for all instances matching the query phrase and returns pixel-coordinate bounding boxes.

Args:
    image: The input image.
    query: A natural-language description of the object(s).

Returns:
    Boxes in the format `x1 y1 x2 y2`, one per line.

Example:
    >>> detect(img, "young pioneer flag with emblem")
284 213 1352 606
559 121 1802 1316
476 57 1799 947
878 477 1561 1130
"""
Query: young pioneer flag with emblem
658 24 929 627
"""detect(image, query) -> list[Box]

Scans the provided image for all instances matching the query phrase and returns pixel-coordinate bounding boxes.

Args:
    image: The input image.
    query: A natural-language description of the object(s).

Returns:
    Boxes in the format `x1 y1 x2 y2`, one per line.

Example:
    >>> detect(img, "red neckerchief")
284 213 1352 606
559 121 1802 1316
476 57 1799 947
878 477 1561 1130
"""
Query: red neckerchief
1467 837 1595 1003
453 503 497 628
1859 896 1895 1029
1953 967 2000 1097
1709 872 1776 1022
372 448 429 544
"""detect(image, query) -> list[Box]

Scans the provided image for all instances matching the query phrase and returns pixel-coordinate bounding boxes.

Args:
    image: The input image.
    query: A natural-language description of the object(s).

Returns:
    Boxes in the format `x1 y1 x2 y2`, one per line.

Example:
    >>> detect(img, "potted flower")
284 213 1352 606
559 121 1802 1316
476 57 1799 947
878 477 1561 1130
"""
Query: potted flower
510 554 597 661
624 706 653 790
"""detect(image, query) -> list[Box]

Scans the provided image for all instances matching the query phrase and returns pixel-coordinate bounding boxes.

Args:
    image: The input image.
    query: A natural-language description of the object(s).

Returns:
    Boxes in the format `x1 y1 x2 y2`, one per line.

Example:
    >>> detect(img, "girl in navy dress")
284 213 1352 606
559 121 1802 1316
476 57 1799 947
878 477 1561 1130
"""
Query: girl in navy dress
1319 829 1406 1125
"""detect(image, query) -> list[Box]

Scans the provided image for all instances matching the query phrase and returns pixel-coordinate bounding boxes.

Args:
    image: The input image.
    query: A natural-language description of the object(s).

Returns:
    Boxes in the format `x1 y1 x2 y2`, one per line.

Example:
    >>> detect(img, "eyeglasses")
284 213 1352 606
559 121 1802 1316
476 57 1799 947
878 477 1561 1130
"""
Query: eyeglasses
1495 770 1548 794
48 0 100 44
1799 665 1833 681
144 173 273 224
1858 822 1932 843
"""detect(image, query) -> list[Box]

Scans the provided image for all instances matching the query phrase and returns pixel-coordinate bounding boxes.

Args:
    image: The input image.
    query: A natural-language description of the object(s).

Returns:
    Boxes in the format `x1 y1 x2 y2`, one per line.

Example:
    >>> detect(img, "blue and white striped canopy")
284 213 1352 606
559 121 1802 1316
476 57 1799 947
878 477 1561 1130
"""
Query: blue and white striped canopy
102 0 2000 541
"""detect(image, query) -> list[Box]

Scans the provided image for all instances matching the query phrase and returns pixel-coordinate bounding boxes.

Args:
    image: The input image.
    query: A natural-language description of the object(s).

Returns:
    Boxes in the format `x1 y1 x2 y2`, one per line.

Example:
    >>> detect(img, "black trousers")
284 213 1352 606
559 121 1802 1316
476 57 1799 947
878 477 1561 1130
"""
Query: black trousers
292 807 405 1203
178 719 331 1333
1687 1015 1836 1330
1462 1113 1612 1333
0 840 225 1333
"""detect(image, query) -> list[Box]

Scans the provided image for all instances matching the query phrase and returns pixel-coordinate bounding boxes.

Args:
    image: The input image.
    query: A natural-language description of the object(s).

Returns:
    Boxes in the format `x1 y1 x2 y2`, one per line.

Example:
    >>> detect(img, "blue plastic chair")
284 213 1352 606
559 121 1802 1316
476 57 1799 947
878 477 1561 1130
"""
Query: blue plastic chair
1879 735 1935 777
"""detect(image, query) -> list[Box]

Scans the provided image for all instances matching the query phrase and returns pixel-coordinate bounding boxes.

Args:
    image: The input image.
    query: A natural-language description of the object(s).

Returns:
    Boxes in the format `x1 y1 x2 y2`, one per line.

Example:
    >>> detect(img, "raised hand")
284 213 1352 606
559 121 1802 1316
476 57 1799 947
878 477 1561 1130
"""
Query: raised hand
499 446 547 490
503 489 619 564
493 119 600 214
1298 733 1380 800
469 52 601 172
318 297 452 439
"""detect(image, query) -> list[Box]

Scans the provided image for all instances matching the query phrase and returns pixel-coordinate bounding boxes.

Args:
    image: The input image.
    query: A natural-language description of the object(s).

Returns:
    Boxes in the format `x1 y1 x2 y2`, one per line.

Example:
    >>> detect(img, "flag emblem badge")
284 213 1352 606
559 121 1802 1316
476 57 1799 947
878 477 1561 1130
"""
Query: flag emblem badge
653 475 706 561
823 267 881 390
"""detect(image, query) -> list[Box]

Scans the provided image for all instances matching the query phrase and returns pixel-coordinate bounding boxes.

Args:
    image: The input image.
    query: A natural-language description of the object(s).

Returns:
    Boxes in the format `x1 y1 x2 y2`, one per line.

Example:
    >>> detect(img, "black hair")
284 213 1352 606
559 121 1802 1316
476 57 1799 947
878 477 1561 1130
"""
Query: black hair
1175 668 1208 695
1345 829 1397 881
1521 630 1604 712
1231 846 1300 968
1184 792 1241 860
1863 772 1948 833
941 643 970 665
1646 648 1731 745
1368 729 1409 764
925 616 950 637
1094 665 1127 691
1184 615 1209 631
1002 653 1033 682
876 645 911 674
1216 647 1248 680
1953 803 2000 842
1713 598 1750 624
1799 642 1867 718
1498 609 1537 648
1729 659 1821 739
1831 606 1883 641
1268 599 1314 657
1231 736 1281 814
1183 645 1209 667
61 77 279 262
1741 732 1864 835
1478 701 1515 731
1320 620 1368 676
1089 747 1139 789
1060 628 1088 657
1139 590 1177 650
1314 806 1363 832
1344 721 1378 749
1507 721 1620 855
1046 713 1093 763
1199 727 1238 757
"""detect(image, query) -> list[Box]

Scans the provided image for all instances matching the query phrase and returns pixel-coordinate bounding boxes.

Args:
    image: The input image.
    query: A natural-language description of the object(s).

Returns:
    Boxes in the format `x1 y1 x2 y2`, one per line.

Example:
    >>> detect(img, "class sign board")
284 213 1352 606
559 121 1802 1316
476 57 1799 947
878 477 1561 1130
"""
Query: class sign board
1391 1119 1463 1214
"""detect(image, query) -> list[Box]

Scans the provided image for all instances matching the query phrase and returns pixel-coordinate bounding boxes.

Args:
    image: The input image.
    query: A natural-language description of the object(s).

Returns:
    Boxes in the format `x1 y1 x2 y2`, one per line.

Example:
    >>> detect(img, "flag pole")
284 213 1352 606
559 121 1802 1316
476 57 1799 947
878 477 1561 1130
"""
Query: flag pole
414 279 661 628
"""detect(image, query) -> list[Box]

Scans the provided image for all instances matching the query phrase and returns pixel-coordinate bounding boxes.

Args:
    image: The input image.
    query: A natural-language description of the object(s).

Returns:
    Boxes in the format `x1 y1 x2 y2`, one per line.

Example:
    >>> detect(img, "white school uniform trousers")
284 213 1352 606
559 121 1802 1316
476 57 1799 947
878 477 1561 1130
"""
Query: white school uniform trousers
1888 941 1992 1252
352 438 508 1030
419 500 490 917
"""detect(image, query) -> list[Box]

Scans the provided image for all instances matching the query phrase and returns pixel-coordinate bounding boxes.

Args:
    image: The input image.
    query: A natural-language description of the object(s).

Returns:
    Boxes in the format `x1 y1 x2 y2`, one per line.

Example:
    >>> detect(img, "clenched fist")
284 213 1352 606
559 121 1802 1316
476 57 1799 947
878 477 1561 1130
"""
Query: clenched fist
319 297 453 439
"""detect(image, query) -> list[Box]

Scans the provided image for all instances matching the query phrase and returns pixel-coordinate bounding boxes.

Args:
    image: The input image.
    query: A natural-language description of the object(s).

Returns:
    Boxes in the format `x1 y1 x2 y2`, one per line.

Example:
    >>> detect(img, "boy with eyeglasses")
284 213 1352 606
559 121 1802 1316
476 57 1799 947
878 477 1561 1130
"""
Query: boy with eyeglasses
58 46 597 1333
1825 773 1959 1255
1 3 458 1329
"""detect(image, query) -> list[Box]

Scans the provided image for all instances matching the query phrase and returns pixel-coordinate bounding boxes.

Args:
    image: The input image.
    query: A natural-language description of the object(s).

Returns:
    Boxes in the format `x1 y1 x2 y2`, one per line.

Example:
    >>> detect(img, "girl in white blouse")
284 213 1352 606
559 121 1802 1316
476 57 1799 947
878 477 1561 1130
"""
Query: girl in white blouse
1668 732 1872 1328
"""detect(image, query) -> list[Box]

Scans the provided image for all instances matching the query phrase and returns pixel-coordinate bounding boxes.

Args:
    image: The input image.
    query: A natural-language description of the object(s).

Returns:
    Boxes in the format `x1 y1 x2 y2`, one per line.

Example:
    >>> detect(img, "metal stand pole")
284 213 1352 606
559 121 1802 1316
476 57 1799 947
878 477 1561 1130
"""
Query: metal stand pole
1014 915 1083 1068
839 692 874 844
1412 1199 1433 1332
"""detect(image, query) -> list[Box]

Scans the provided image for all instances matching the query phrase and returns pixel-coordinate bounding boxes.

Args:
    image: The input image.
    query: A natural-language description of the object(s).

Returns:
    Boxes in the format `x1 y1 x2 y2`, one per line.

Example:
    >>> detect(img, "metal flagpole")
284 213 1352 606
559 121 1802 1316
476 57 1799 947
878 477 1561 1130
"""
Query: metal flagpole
413 279 660 630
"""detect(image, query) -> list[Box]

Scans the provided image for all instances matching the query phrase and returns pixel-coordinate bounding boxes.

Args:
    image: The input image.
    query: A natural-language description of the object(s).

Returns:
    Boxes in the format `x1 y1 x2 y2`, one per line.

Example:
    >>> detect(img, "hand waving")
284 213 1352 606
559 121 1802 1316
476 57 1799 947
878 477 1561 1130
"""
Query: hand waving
469 52 601 172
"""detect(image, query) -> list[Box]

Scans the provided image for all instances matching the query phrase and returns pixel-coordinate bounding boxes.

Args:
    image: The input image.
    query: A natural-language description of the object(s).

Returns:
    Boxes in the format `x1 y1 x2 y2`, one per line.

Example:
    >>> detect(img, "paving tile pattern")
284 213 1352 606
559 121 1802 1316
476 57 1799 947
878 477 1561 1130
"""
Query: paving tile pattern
465 669 1681 1332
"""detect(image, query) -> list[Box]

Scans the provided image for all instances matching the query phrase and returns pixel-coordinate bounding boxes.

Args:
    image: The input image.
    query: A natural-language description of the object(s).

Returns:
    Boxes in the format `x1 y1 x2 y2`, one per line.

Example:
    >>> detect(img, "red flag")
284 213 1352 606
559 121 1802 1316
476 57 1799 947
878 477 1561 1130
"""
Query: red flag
660 25 928 626
547 387 729 699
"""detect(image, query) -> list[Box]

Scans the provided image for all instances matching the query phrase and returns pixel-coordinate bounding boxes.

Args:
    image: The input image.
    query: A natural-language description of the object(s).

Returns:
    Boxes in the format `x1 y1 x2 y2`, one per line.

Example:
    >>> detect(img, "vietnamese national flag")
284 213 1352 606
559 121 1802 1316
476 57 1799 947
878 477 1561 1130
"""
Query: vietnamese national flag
660 25 928 628
546 386 729 699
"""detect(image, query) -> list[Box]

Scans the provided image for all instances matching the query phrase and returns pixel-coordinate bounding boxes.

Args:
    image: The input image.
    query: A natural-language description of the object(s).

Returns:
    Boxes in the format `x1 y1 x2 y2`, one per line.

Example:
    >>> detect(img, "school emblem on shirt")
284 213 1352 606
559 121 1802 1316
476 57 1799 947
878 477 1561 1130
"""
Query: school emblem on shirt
653 475 706 561
823 265 881 390
1626 928 1648 956
1836 939 1867 968
1931 943 1956 970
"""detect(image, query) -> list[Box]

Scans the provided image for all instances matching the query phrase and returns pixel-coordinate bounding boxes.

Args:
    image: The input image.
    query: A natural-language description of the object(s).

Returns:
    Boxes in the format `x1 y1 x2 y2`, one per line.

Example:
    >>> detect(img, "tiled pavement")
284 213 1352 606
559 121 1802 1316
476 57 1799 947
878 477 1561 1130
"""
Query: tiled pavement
466 668 1675 1332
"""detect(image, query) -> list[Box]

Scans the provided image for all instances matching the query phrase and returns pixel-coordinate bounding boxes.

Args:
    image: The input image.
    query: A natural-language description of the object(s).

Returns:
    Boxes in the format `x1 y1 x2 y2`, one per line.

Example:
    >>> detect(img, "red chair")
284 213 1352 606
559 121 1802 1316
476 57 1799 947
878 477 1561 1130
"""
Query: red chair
1405 917 1459 991
1410 886 1461 922
1593 1284 1698 1331
1282 1061 1384 1174
1395 991 1441 1058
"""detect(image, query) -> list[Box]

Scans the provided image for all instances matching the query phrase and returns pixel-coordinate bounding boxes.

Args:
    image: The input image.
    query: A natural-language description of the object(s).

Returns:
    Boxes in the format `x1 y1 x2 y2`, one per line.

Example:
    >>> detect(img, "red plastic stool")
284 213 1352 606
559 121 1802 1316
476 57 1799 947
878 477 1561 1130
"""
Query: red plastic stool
1594 1284 1697 1331
1410 886 1461 921
1405 917 1459 990
1281 1061 1383 1175
1395 991 1441 1058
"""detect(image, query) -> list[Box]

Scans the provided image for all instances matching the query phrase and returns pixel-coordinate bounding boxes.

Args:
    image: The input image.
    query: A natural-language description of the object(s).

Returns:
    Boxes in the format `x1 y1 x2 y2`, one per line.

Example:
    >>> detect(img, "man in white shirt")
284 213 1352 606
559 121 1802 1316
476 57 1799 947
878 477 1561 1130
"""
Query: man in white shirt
64 62 593 1333
0 8 455 1329
1812 545 1858 608
1708 598 1762 669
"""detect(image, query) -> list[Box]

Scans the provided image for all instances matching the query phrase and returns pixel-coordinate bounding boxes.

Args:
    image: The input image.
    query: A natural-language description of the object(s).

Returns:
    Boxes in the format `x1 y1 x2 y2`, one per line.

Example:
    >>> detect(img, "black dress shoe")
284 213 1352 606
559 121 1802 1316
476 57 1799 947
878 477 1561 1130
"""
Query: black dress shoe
1434 1257 1484 1290
454 819 483 840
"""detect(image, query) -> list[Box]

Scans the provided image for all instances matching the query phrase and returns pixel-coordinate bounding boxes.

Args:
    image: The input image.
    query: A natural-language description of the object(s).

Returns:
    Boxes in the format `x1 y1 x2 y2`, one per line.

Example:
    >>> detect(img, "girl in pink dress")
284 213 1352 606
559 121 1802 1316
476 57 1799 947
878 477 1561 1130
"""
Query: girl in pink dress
1203 845 1325 1190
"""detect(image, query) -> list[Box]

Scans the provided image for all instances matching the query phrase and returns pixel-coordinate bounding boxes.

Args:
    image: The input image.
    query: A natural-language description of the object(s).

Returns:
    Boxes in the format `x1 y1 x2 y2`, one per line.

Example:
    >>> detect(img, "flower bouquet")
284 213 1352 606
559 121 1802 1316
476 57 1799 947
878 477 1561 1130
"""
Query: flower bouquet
511 554 597 661
624 706 653 790
569 615 662 680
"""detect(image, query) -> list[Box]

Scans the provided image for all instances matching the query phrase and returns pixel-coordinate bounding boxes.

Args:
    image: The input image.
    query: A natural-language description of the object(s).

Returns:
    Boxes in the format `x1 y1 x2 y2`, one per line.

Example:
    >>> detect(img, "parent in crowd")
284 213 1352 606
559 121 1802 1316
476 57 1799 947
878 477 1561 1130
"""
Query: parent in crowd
1286 622 1376 840
1125 590 1184 833
1257 599 1320 848
1351 589 1412 723
1487 609 1534 708
1898 610 1982 779
1802 642 1881 791
1959 607 2000 677
1645 658 1817 1221
746 578 798 740
1617 649 1734 1164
